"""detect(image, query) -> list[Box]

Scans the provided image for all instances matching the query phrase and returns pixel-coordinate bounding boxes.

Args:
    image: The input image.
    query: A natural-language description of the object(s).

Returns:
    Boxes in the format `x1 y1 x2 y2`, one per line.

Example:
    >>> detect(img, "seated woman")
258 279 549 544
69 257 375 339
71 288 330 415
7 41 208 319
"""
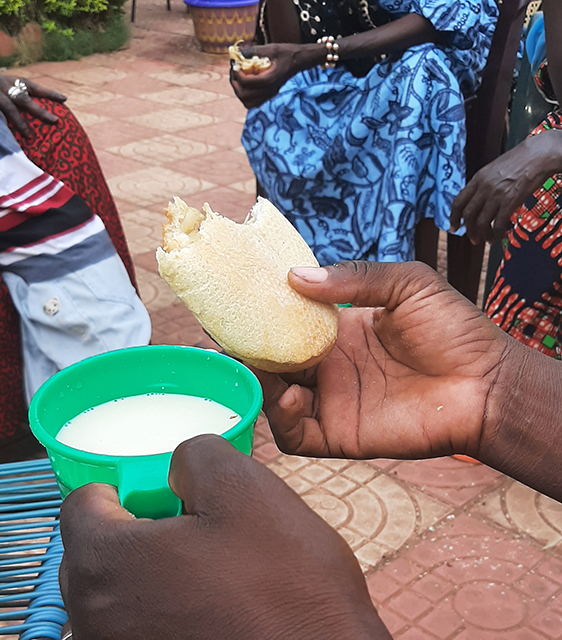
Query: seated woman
0 75 151 456
230 0 498 265
451 0 562 359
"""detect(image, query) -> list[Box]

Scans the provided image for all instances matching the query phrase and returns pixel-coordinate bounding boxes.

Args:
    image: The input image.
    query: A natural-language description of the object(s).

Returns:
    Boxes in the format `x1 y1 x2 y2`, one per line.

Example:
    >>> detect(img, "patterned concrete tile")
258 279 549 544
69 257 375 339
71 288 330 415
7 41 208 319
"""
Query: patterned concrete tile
363 517 562 638
84 120 162 151
108 134 217 165
229 179 255 194
189 96 248 121
107 167 215 206
150 302 214 347
135 266 179 312
67 110 109 127
391 457 502 506
125 108 218 132
49 66 128 86
169 149 254 187
148 69 224 86
473 481 562 550
140 86 225 107
179 121 247 149
186 186 256 222
102 74 174 96
80 96 169 119
64 87 121 109
505 482 562 549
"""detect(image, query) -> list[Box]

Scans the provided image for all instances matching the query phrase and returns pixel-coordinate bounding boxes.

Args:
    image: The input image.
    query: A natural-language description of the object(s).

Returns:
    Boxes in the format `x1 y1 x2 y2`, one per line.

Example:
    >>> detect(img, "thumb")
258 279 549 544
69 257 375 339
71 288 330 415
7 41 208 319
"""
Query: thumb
289 261 445 311
59 484 135 551
169 434 270 516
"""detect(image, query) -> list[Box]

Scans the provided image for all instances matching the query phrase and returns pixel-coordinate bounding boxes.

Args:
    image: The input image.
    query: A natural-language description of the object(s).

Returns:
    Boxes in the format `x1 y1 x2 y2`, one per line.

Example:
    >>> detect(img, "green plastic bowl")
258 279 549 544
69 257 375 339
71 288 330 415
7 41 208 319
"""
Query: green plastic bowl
29 345 263 519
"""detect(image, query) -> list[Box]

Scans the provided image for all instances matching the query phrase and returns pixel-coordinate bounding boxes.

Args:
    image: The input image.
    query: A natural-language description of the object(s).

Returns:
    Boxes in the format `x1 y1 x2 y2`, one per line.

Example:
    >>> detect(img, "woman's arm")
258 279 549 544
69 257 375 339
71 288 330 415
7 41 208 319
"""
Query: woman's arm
232 13 436 108
543 0 562 105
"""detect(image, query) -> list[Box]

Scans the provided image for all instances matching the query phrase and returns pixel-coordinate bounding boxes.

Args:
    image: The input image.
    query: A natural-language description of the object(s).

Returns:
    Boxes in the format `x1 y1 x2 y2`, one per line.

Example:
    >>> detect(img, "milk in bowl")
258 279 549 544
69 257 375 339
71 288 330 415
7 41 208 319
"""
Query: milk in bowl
56 393 242 456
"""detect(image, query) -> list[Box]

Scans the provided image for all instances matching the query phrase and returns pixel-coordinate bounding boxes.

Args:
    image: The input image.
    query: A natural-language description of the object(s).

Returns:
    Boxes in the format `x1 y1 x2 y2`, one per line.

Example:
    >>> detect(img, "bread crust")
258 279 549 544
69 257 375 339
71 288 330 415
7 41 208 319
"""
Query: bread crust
156 197 339 373
228 41 271 75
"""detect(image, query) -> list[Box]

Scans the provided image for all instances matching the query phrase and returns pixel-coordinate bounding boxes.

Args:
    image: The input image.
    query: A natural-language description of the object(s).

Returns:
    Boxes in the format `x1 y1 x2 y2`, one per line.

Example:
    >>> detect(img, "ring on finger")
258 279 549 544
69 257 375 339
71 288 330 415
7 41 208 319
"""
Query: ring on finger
7 79 29 101
61 630 73 640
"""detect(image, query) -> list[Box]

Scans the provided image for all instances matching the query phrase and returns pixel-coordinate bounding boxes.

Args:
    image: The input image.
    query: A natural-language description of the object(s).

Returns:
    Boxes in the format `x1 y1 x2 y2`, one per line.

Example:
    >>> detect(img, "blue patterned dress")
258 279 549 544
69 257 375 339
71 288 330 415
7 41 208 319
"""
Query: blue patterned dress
242 0 498 264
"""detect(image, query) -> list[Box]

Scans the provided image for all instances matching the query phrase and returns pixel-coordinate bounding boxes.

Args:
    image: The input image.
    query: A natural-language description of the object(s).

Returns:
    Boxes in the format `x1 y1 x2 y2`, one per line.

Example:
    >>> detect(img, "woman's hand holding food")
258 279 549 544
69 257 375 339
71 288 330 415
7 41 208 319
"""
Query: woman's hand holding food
259 261 562 503
258 261 515 461
0 74 66 136
450 130 562 244
230 43 324 109
59 435 390 640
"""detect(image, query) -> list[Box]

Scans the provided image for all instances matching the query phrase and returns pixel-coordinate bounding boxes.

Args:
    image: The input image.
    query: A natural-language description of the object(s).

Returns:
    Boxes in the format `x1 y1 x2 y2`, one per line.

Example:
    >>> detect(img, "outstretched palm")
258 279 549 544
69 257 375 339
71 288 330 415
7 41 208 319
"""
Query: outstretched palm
258 262 513 460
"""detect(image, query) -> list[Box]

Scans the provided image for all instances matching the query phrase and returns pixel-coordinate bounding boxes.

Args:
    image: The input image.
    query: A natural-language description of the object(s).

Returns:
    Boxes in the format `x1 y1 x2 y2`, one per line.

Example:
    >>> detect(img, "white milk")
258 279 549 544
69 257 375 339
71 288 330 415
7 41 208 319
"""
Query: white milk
56 394 241 456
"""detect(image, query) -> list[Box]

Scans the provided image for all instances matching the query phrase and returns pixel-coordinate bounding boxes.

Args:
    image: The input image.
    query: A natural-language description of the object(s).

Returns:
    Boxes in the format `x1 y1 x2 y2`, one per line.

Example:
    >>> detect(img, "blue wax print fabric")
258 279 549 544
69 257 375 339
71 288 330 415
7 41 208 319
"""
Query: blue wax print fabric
242 0 498 264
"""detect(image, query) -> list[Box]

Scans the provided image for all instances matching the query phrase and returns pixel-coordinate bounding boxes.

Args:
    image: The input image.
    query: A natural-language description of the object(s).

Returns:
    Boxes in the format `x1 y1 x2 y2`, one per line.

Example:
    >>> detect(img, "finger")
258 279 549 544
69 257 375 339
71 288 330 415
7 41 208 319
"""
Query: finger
491 204 516 241
462 192 488 244
25 79 66 102
169 434 272 514
60 621 73 640
59 483 135 550
288 261 446 311
231 63 277 86
250 368 290 413
59 553 69 603
450 179 478 231
17 95 59 125
473 198 501 244
0 95 29 135
264 384 322 455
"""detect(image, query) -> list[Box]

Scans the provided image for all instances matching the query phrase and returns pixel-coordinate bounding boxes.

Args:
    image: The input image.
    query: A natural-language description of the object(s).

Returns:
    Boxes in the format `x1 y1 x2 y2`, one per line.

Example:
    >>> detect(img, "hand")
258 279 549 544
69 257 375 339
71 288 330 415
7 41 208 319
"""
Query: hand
59 435 390 640
0 74 66 136
450 131 562 244
230 43 306 109
257 261 517 461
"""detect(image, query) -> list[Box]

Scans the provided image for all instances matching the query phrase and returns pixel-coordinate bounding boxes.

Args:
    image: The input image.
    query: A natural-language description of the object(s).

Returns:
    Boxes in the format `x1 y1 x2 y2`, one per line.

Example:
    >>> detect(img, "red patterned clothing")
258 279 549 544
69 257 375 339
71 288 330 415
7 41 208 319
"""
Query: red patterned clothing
0 100 138 441
484 110 562 358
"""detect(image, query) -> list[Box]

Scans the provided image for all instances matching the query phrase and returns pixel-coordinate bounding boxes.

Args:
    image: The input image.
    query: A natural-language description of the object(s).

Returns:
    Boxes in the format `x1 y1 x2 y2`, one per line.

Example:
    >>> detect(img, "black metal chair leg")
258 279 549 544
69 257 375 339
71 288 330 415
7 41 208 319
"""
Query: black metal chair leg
131 0 136 22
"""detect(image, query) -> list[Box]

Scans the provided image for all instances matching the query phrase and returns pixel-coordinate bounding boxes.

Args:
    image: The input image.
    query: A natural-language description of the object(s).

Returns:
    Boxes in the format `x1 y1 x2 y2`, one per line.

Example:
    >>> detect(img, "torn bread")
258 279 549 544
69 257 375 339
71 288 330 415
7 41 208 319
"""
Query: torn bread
156 197 339 372
229 41 271 74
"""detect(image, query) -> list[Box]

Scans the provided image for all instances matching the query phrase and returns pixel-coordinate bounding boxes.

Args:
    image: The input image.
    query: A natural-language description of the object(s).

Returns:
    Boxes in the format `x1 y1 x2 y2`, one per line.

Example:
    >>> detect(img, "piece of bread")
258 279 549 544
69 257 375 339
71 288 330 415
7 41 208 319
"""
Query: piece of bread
156 197 339 372
229 41 271 75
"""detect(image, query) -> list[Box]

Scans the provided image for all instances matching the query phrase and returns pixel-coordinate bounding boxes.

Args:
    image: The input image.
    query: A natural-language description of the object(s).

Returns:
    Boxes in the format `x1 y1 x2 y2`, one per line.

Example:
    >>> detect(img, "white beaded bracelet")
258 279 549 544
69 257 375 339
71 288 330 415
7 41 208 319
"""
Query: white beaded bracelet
316 35 339 69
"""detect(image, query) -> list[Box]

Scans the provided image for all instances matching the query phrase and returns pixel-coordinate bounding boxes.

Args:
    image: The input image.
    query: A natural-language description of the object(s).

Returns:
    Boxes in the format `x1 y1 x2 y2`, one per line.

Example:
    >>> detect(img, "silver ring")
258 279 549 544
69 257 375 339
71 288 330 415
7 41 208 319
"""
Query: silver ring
7 79 28 101
61 630 73 640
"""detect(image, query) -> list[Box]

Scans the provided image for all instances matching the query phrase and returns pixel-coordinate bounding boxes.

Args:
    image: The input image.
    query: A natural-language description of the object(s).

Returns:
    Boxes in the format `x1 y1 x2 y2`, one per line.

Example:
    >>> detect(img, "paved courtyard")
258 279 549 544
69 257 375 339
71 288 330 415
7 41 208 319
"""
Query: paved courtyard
6 2 562 637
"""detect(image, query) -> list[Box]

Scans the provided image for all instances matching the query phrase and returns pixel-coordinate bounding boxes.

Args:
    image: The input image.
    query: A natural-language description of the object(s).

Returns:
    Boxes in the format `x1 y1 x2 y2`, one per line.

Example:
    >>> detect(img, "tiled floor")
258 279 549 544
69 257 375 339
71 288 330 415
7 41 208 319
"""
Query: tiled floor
7 3 562 637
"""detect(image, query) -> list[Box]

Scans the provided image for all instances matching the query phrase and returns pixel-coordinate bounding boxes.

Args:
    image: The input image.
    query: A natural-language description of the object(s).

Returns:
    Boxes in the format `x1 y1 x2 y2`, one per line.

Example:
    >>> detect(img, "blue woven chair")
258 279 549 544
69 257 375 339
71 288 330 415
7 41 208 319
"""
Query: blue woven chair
0 459 67 639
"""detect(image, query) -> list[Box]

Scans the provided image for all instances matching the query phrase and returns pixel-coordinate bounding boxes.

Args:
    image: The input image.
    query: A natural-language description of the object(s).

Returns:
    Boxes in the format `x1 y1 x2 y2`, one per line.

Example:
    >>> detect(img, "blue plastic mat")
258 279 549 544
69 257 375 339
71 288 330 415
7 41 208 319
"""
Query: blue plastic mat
0 458 66 639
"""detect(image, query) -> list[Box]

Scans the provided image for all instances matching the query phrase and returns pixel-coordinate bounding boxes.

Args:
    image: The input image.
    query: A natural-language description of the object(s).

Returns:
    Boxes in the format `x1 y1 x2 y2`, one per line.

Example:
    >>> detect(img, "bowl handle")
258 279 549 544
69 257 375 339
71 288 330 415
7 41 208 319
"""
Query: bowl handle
117 455 182 519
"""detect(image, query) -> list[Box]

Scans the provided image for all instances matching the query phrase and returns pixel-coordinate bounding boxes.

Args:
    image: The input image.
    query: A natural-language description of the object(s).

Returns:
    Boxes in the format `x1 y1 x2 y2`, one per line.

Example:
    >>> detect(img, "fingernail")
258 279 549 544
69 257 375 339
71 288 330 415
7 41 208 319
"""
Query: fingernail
290 267 328 283
279 386 297 409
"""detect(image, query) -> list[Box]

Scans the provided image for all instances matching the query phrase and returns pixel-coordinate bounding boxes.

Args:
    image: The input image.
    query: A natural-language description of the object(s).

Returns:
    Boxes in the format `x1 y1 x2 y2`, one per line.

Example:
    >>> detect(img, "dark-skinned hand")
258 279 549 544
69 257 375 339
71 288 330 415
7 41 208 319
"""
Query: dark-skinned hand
230 43 304 109
0 74 66 136
256 261 516 461
59 435 390 640
450 130 562 244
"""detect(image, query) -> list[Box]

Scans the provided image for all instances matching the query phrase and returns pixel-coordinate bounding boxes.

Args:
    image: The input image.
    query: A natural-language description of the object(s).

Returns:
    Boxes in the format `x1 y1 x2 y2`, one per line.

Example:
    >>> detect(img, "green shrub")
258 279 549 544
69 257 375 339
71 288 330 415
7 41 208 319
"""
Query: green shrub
0 0 126 37
41 14 129 61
